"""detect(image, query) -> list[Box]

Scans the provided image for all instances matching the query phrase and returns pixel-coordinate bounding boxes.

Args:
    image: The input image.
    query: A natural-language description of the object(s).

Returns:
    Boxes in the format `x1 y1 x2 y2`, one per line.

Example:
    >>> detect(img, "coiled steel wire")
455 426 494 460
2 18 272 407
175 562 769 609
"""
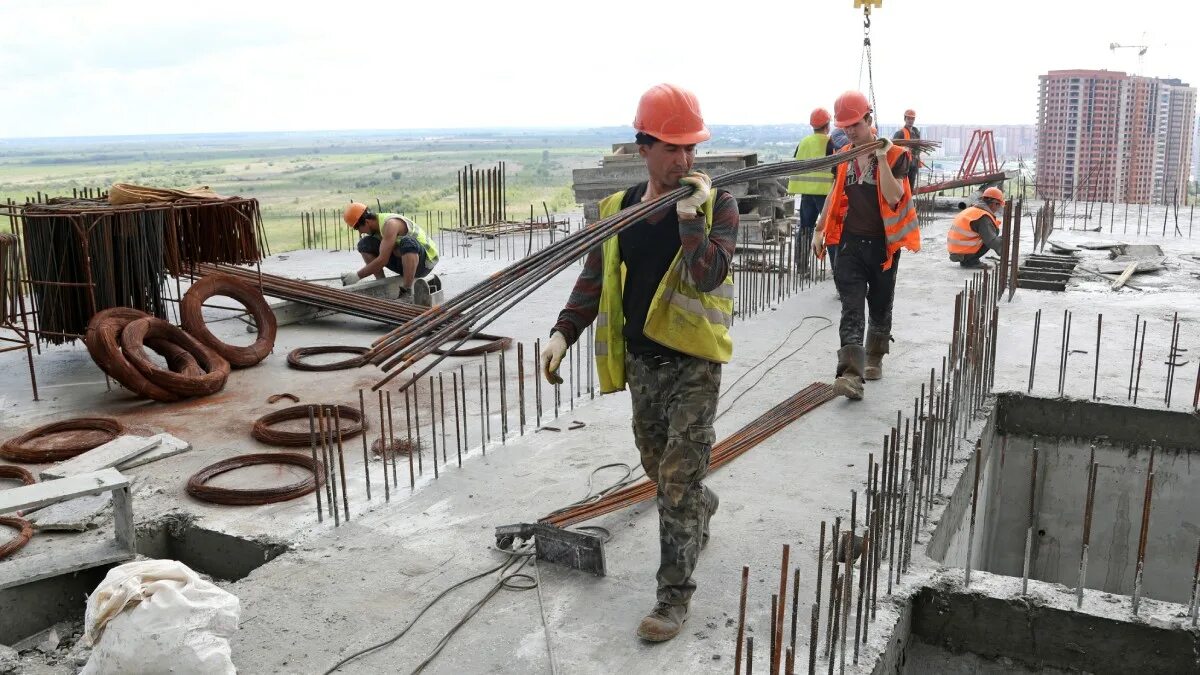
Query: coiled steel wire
186 452 325 506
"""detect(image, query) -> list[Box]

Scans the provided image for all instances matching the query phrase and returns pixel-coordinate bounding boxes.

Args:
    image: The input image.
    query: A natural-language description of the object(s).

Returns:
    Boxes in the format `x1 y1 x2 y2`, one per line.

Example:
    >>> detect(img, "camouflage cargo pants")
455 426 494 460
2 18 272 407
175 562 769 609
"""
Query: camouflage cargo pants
626 352 721 606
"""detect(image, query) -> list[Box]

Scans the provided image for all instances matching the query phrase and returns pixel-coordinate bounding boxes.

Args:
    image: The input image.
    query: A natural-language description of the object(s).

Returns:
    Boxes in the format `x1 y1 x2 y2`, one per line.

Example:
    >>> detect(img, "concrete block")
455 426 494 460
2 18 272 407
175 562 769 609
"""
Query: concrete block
116 433 191 470
27 492 112 532
39 435 160 481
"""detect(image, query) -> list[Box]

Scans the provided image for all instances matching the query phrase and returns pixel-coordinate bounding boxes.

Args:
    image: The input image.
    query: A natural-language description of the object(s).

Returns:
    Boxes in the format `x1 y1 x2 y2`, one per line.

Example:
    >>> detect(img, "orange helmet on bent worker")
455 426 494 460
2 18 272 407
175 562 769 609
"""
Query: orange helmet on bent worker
982 187 1006 206
343 202 369 229
633 83 710 145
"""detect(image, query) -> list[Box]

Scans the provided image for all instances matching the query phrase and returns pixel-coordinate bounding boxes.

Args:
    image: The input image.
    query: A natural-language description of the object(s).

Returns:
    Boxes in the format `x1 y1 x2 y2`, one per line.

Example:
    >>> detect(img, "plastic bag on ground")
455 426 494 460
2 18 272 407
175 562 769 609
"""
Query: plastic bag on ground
81 559 240 675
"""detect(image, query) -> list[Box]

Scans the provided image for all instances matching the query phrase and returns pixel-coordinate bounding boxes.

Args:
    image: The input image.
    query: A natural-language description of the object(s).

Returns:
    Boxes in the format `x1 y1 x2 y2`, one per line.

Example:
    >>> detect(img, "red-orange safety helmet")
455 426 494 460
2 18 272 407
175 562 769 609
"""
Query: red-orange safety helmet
343 202 368 228
833 91 872 128
904 109 917 119
633 83 711 145
982 187 1006 205
810 107 832 128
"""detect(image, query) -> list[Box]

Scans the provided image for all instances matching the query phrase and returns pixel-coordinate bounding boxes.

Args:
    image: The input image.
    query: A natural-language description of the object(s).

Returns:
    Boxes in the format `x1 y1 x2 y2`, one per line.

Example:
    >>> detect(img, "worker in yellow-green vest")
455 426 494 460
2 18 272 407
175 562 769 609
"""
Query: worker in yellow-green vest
540 83 739 644
340 203 439 299
788 107 835 272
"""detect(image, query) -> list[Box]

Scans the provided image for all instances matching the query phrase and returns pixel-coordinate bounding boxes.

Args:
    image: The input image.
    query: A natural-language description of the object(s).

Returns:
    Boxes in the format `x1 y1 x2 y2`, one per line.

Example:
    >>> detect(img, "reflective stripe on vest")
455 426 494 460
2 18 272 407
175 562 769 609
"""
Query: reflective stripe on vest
379 213 440 266
787 133 833 196
947 206 993 255
592 189 731 393
821 144 919 271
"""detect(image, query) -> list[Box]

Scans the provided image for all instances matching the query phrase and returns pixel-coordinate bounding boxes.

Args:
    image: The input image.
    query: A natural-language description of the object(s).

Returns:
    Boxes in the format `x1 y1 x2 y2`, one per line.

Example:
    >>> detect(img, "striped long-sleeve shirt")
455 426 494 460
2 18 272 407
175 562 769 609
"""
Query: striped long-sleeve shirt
553 183 739 351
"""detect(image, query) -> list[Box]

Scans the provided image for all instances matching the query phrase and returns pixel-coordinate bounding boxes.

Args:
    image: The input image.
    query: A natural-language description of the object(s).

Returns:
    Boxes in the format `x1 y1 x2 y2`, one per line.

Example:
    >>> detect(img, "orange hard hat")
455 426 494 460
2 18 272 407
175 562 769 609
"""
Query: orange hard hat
810 107 831 128
833 91 872 128
343 202 368 228
982 187 1006 205
904 109 917 118
633 83 710 145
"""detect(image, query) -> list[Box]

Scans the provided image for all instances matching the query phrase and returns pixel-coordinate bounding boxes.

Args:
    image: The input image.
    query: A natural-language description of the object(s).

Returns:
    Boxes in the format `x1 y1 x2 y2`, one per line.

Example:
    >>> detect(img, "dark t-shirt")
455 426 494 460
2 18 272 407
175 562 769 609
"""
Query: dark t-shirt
617 183 685 358
842 152 911 238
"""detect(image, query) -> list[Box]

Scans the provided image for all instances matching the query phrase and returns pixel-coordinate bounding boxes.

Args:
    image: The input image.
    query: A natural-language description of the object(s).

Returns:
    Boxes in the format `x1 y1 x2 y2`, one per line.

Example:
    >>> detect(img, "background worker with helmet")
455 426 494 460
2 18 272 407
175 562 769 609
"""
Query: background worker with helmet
947 187 1005 267
813 90 919 400
787 107 836 274
893 108 922 189
540 83 738 644
339 203 440 299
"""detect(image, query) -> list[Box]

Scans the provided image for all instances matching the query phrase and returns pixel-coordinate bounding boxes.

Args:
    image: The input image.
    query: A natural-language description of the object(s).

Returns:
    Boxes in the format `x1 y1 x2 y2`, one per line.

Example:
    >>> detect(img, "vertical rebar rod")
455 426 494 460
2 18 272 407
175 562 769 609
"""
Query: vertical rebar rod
453 372 463 467
1028 309 1041 393
307 406 323 522
825 517 840 657
430 378 439 479
319 407 339 527
483 353 492 442
814 520 825 655
1093 314 1103 401
460 364 469 453
438 373 448 463
964 440 981 587
790 567 800 671
808 603 819 675
736 565 748 675
386 391 398 486
358 390 371 501
1022 438 1039 595
1077 458 1098 608
770 594 778 675
334 410 350 521
380 392 391 501
774 544 790 673
1132 446 1156 615
499 350 509 443
1189 539 1200 626
479 365 487 454
517 342 526 436
1134 321 1148 404
413 376 424 471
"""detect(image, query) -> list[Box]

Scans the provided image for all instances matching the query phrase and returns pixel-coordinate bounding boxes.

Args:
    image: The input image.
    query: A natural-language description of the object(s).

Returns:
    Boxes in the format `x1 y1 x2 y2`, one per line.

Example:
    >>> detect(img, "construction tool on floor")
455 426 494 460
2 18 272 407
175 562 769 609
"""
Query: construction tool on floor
411 274 443 308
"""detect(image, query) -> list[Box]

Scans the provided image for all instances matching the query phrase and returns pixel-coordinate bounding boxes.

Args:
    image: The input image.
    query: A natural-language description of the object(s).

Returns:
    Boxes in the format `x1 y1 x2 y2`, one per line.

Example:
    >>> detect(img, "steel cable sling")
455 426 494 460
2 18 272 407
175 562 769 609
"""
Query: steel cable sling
365 138 937 393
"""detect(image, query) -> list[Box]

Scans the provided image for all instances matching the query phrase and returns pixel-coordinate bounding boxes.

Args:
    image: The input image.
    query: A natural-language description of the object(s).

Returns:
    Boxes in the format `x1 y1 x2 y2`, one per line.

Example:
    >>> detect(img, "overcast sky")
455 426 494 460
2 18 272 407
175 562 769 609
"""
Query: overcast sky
0 0 1194 138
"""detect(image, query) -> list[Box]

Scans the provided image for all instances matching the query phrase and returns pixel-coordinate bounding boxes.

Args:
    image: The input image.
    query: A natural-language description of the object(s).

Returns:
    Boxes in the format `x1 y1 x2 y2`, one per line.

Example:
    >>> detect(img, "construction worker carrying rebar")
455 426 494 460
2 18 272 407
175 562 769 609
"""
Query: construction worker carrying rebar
787 108 835 275
540 83 737 643
893 109 921 189
813 91 920 400
340 203 439 299
947 187 1005 268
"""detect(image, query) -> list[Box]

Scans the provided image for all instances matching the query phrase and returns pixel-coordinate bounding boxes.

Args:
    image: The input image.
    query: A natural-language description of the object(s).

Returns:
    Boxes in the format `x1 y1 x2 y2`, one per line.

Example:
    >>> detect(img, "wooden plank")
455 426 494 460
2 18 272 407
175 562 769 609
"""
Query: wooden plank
0 539 133 590
1111 262 1139 290
39 436 160 481
0 469 128 514
116 433 191 470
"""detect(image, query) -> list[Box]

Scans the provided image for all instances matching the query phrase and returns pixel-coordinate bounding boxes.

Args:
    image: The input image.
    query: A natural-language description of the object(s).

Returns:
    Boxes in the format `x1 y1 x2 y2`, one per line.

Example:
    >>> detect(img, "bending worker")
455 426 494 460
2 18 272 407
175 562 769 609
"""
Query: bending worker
948 187 1005 267
813 91 919 400
340 203 439 298
540 83 737 643
787 107 834 273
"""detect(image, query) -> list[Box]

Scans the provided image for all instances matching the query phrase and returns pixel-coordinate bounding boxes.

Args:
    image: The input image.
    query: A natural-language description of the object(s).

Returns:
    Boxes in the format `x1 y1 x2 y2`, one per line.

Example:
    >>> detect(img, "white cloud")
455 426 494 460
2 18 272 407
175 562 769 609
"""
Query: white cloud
0 0 1194 137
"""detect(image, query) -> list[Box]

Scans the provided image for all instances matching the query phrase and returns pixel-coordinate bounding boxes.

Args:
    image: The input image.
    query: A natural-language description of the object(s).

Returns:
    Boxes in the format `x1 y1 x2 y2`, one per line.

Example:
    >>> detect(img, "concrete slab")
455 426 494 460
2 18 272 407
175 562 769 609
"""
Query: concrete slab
115 433 191 470
39 435 160 480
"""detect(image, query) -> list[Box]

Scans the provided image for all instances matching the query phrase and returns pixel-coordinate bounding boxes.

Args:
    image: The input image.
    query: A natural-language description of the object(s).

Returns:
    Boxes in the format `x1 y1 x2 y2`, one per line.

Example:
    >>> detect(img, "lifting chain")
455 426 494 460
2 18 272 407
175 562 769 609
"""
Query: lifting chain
858 4 879 120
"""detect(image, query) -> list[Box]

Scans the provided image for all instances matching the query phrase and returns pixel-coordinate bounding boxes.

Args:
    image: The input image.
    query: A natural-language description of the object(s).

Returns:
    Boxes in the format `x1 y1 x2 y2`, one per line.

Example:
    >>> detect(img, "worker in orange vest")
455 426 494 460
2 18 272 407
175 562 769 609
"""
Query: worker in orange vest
948 187 1005 267
813 91 919 399
893 109 921 189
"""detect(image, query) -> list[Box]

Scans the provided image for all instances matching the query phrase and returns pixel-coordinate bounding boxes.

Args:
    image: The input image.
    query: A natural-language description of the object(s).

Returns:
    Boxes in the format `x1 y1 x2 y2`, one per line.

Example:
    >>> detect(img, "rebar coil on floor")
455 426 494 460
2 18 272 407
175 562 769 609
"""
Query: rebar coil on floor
0 465 37 485
181 274 277 368
86 308 205 402
121 317 231 398
0 516 33 560
186 452 325 505
252 404 365 447
0 417 124 463
286 346 369 371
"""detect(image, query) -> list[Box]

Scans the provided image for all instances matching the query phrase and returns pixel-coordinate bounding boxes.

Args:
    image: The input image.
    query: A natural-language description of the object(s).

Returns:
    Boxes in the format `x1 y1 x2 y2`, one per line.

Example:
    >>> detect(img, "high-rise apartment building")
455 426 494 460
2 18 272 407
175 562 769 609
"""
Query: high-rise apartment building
1036 69 1196 204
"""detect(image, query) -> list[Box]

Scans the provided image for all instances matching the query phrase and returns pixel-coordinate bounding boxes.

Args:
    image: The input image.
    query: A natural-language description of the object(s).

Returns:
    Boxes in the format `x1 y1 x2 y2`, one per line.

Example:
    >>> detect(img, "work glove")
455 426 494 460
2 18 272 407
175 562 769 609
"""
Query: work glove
676 171 712 219
540 331 568 385
340 270 360 286
875 136 893 156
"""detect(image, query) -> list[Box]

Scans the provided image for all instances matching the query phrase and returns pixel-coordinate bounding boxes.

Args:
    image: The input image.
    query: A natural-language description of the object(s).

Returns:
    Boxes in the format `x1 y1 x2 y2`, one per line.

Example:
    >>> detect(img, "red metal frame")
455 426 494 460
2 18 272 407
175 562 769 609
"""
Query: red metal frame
955 130 999 181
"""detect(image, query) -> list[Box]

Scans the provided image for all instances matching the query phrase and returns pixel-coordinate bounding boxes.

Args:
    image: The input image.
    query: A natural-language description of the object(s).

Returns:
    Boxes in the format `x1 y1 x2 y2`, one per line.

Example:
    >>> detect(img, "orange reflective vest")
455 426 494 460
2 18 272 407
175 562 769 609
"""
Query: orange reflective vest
948 206 996 255
820 144 919 270
898 127 913 140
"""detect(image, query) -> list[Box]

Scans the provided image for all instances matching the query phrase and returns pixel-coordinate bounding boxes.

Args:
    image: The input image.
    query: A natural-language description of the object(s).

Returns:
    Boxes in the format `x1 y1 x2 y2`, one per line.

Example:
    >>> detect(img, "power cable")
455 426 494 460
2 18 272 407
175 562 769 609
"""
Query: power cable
716 316 834 421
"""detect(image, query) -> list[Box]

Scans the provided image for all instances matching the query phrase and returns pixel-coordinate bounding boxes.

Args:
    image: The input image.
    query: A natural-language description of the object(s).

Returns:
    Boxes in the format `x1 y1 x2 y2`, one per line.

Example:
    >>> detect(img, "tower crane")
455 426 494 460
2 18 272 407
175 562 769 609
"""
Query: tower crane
1109 40 1149 73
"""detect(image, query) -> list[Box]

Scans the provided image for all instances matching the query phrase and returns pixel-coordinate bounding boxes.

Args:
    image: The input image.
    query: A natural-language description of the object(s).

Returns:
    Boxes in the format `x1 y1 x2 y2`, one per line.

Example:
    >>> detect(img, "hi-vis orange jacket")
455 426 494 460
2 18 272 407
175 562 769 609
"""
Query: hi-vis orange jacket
821 144 919 271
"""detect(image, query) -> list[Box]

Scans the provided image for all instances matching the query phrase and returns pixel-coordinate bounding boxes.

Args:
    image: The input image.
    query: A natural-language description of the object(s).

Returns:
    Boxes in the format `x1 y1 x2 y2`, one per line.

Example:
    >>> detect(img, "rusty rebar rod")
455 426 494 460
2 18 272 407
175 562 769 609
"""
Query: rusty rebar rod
307 406 323 522
358 390 371 501
736 565 748 675
1132 446 1156 615
965 440 982 587
1022 438 1038 595
1128 314 1141 400
1077 457 1098 608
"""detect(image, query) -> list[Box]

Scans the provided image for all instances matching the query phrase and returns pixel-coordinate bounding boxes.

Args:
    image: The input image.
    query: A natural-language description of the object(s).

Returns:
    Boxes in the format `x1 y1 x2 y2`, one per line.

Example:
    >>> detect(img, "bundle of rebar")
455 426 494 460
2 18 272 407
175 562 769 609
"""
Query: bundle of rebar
541 382 835 528
0 233 19 325
192 263 423 325
457 162 507 228
365 139 937 391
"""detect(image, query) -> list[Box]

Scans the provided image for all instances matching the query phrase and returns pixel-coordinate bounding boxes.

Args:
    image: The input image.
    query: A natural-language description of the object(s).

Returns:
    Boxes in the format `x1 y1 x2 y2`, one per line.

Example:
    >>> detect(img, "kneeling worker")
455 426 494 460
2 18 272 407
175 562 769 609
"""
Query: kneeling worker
340 203 439 297
947 187 1004 268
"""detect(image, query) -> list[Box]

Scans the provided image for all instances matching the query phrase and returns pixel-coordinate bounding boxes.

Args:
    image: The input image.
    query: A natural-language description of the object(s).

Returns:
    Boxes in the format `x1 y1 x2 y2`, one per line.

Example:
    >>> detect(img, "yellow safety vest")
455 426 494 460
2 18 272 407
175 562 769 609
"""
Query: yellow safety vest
593 189 733 393
787 133 833 196
378 213 440 266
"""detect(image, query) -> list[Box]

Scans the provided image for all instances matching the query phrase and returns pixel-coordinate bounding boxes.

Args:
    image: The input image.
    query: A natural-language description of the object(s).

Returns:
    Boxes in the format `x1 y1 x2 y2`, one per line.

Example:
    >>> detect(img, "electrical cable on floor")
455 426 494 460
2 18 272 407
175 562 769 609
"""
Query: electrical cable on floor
532 553 559 675
322 546 538 674
716 315 834 421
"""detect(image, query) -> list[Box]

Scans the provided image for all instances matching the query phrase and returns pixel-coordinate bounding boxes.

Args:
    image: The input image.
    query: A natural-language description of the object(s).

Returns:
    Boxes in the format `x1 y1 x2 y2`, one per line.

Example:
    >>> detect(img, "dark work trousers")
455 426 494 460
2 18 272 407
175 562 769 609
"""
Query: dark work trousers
833 235 901 347
796 194 826 274
954 247 987 267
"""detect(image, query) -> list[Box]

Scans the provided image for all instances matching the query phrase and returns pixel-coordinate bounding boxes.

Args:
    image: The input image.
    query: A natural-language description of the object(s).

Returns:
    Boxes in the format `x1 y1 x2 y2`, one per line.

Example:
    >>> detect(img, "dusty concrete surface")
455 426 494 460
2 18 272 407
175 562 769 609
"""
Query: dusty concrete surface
0 200 1198 673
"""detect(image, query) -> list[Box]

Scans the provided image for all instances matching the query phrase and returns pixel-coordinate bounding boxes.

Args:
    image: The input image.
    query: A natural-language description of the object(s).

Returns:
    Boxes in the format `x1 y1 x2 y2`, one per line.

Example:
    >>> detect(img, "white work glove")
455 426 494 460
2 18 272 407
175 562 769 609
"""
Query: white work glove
540 331 568 385
875 136 894 156
676 171 712 219
340 270 360 286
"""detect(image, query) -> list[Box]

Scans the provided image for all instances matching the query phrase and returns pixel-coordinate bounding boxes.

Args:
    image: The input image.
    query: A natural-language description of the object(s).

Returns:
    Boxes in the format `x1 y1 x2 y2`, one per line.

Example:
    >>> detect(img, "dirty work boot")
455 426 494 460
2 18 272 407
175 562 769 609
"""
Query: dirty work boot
701 487 719 549
864 331 890 381
832 345 865 400
636 602 689 642
397 285 413 302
